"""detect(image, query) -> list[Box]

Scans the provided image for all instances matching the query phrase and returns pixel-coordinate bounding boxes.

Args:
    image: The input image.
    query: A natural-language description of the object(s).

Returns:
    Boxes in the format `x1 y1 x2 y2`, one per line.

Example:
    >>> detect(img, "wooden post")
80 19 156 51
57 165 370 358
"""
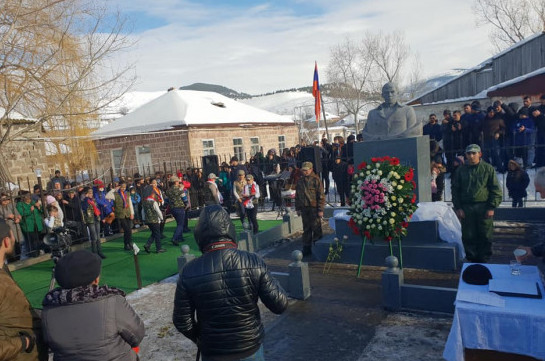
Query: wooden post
133 251 143 290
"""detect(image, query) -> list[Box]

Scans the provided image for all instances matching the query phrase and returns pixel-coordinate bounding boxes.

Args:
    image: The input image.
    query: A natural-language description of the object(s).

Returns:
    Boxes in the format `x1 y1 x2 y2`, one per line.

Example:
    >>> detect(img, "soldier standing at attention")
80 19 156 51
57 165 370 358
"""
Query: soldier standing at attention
295 162 325 257
451 144 502 262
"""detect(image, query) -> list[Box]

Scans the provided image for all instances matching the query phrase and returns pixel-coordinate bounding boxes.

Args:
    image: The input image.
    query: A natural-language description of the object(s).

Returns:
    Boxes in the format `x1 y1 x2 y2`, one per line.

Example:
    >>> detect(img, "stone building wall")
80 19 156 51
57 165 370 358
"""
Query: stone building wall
94 123 299 176
2 125 48 190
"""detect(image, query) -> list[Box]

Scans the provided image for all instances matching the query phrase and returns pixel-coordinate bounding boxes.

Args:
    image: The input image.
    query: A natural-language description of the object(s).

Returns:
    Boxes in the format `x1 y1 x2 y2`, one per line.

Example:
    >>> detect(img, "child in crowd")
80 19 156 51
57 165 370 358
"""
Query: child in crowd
130 186 141 229
431 161 446 202
506 158 530 208
45 204 63 231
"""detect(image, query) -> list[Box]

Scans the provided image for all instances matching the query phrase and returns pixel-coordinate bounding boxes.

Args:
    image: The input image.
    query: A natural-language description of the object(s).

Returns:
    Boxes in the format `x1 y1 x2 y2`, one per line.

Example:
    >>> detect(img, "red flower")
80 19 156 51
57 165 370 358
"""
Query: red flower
411 193 416 204
401 221 409 228
363 230 371 239
385 236 393 242
371 157 378 163
390 157 400 166
348 218 360 235
404 168 414 181
358 161 367 170
411 180 417 189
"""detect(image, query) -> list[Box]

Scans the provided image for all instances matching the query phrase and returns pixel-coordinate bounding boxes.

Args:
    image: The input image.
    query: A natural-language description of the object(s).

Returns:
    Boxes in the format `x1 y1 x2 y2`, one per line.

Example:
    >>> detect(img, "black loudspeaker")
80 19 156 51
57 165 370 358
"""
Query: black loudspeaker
202 155 219 177
300 146 322 173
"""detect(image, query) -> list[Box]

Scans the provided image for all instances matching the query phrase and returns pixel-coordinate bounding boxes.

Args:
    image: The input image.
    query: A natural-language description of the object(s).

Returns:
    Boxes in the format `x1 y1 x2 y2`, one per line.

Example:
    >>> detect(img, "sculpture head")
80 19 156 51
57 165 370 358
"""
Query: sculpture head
381 82 399 106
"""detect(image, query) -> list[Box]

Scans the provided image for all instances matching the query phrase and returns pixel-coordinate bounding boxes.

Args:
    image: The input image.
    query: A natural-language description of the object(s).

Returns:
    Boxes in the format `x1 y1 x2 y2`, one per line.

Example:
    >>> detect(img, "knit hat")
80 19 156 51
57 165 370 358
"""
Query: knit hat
55 250 102 289
208 173 217 179
46 195 56 205
301 162 313 170
237 169 246 176
93 179 104 188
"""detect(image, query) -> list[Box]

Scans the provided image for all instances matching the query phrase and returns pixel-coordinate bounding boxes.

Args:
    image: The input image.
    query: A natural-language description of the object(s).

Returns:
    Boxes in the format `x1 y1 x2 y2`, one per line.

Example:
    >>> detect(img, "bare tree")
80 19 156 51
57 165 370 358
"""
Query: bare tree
364 30 410 83
0 0 135 182
326 31 412 134
474 0 545 51
326 38 375 135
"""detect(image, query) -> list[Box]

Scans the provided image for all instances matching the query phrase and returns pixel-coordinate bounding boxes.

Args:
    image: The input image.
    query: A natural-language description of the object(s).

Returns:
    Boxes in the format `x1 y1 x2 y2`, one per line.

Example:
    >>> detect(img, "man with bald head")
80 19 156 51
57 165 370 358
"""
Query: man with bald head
362 82 421 141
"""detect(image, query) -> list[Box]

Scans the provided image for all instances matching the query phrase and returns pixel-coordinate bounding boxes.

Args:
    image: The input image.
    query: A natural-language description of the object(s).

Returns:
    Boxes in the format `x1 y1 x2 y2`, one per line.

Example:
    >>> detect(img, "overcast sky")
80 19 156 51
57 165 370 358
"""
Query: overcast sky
108 0 496 95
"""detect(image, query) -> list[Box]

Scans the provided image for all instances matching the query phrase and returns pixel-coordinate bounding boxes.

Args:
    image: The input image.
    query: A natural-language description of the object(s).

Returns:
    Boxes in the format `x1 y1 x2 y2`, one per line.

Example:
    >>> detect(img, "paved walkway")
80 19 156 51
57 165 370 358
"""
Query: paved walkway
256 216 545 361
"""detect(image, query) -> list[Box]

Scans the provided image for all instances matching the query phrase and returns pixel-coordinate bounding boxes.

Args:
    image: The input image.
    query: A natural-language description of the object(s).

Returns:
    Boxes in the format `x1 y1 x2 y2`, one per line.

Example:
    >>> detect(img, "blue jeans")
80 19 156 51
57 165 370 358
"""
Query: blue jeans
171 207 185 242
201 345 264 361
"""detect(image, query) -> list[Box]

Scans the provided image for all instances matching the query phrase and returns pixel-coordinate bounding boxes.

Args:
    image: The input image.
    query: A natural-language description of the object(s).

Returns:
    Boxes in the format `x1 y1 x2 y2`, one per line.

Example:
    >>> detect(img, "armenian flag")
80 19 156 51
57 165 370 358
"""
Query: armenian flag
312 62 321 123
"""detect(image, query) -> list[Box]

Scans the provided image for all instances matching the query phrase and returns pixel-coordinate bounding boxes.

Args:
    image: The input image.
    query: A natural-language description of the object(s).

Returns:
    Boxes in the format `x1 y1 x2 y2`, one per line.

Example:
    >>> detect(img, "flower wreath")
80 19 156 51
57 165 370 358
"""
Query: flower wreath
348 156 417 272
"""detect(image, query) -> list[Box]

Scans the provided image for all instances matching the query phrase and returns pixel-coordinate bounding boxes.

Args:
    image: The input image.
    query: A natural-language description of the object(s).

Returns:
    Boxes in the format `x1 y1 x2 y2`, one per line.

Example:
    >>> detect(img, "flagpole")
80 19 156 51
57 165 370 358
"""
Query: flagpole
320 92 330 141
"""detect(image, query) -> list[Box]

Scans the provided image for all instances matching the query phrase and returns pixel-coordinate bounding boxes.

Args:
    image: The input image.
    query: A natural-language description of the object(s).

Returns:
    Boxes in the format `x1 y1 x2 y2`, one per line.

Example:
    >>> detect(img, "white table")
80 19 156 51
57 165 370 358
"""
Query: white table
443 263 545 361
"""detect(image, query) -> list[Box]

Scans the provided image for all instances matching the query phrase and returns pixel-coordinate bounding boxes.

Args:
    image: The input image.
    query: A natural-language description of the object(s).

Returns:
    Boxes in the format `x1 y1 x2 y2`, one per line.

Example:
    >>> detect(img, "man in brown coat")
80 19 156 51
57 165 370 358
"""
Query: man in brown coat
0 220 45 360
295 162 325 256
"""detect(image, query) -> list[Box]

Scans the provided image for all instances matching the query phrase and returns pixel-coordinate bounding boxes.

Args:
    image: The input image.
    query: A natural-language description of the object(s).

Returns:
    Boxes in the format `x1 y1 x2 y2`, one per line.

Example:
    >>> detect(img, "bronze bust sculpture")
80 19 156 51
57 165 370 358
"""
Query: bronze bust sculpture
362 82 421 141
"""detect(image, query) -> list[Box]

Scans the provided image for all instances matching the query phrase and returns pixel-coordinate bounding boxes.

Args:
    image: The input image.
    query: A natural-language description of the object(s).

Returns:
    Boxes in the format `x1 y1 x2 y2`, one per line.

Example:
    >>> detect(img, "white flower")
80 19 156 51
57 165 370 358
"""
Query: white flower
383 221 387 225
363 217 368 222
400 180 405 184
366 225 370 229
392 203 397 207
378 225 383 230
397 185 403 190
377 170 383 176
389 218 395 224
392 181 397 187
391 195 396 201
391 212 396 217
375 163 380 168
367 165 371 169
398 198 404 203
371 224 376 228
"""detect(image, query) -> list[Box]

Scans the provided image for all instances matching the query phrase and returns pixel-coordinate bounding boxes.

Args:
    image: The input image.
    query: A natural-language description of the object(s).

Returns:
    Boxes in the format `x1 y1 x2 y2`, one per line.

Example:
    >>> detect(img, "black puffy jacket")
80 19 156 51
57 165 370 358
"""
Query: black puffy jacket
172 205 288 358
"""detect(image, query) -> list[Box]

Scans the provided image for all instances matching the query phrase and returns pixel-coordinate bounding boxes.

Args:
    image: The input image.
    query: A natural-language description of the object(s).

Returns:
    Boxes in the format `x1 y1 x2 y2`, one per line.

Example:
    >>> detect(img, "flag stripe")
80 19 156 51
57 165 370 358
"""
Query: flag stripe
313 62 321 123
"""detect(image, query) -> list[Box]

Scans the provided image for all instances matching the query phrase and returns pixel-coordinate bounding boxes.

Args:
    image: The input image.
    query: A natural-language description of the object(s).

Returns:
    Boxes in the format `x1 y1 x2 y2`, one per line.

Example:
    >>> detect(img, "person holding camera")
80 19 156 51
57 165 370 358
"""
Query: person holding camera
41 250 144 361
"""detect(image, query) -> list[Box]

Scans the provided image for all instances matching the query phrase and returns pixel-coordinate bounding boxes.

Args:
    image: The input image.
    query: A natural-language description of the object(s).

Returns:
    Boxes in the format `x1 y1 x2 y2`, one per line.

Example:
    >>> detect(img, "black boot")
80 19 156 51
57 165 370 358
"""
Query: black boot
302 245 312 257
96 240 106 259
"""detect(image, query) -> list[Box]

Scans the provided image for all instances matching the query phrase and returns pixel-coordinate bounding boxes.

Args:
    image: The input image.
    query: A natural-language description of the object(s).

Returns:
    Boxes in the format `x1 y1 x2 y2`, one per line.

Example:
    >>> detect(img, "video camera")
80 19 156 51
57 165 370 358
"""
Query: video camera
43 227 73 260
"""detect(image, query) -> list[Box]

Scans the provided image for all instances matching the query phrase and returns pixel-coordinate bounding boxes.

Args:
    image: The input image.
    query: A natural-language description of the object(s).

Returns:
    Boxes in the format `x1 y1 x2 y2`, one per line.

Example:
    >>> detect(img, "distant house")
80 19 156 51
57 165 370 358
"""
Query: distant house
408 32 545 119
92 89 298 176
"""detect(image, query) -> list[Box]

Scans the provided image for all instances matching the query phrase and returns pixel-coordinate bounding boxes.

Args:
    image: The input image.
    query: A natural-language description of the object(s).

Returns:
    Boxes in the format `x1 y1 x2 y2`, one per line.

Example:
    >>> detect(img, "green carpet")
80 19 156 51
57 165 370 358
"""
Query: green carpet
13 219 283 308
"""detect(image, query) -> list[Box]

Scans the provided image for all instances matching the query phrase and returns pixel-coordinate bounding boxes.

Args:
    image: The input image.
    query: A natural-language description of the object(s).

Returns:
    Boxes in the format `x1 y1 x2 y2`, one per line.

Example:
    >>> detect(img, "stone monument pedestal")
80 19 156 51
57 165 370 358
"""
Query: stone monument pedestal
353 136 431 203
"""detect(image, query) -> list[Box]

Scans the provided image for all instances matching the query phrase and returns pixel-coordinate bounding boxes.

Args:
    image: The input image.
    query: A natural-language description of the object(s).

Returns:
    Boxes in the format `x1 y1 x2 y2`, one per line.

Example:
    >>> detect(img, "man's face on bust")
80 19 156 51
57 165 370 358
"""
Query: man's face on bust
382 84 398 105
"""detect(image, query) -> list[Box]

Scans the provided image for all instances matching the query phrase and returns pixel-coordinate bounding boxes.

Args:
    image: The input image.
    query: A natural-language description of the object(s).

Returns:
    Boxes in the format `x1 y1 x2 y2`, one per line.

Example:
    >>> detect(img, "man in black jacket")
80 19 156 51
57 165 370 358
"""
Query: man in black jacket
173 205 288 361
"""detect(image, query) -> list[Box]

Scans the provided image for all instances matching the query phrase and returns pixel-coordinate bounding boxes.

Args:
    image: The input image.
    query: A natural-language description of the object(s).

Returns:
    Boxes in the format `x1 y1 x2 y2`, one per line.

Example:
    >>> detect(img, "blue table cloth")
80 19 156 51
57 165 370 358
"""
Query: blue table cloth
443 263 545 361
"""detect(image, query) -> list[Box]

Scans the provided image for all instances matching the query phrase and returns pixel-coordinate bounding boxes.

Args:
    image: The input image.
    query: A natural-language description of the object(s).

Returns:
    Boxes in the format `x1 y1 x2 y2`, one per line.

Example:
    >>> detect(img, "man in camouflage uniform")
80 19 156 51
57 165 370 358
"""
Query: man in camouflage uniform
166 176 189 246
452 144 502 262
113 181 134 251
295 161 325 257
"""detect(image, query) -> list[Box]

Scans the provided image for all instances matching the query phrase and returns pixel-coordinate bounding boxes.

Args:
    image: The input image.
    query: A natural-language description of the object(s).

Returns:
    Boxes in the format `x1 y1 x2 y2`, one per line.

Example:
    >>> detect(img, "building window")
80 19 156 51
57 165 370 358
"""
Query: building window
136 146 152 175
111 148 123 174
233 138 244 161
203 139 215 156
250 137 260 156
278 135 286 153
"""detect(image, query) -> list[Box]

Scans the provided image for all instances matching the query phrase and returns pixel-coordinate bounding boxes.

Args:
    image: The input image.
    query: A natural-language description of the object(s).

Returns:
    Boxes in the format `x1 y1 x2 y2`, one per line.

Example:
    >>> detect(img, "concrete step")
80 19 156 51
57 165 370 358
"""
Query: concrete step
314 234 459 271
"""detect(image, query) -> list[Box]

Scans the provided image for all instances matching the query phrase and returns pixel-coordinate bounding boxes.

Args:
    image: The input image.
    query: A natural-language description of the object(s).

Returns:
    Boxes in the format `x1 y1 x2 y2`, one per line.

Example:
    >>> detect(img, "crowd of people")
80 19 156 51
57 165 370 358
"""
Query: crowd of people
424 95 545 206
0 135 363 262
